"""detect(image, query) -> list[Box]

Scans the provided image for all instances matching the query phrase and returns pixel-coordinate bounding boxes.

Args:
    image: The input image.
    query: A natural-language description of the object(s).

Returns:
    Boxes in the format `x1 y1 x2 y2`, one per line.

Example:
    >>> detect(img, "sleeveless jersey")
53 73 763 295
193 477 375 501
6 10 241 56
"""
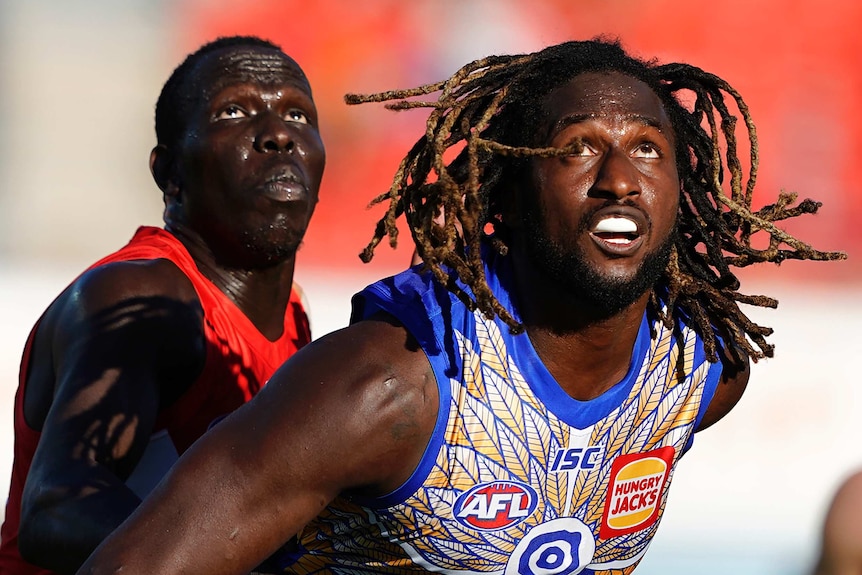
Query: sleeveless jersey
0 226 311 575
281 248 721 575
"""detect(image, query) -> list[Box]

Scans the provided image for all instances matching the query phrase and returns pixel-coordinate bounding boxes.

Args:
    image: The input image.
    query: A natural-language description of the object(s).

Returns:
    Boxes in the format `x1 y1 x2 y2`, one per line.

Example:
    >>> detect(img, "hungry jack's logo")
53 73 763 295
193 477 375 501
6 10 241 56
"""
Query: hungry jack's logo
599 446 675 539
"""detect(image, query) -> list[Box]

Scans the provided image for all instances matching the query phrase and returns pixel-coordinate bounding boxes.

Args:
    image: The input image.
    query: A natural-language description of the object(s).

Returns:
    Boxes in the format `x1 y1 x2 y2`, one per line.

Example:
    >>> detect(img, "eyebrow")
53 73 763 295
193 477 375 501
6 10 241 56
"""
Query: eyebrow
553 113 666 133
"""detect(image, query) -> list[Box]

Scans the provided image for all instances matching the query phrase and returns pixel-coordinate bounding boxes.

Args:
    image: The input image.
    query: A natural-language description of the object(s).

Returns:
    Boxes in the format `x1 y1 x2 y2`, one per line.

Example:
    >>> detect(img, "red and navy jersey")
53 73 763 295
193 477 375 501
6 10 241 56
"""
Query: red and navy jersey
0 226 311 575
280 246 720 574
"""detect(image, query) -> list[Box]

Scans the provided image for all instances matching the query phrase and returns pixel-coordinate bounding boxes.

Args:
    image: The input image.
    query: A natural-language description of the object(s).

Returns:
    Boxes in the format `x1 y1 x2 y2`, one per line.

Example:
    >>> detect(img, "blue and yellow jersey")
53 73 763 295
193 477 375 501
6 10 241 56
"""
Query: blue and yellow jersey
280 249 722 574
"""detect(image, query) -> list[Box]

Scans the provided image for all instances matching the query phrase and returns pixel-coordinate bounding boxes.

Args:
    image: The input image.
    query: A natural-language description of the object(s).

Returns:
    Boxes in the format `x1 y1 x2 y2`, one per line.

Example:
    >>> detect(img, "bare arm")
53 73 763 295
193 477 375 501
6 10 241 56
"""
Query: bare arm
19 260 205 573
77 313 438 575
814 471 862 575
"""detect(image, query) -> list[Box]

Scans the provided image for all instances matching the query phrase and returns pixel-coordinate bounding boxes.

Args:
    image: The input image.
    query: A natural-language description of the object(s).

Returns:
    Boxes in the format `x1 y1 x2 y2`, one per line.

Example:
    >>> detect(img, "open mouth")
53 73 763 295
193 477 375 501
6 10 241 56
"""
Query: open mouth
592 216 639 244
588 215 644 254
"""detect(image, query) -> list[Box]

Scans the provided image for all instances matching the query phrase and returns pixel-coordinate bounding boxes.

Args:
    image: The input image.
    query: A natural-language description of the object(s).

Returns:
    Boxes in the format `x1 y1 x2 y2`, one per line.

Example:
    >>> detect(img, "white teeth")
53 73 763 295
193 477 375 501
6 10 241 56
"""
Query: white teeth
593 217 637 234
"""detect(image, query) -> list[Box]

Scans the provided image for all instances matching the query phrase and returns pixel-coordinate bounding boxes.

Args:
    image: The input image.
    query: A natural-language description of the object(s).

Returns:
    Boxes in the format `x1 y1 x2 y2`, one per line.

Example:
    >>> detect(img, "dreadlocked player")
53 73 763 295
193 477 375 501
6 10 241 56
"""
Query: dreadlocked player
80 39 844 575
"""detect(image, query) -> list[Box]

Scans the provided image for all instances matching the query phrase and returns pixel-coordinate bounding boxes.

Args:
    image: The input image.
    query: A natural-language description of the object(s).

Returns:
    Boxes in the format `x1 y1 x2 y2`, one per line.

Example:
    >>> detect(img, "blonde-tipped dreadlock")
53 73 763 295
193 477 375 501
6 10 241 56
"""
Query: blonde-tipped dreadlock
346 39 845 367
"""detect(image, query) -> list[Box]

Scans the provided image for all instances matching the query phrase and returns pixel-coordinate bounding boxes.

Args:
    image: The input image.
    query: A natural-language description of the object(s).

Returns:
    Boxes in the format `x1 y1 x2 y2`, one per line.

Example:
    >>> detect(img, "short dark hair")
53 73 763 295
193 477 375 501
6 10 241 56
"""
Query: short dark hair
154 36 284 149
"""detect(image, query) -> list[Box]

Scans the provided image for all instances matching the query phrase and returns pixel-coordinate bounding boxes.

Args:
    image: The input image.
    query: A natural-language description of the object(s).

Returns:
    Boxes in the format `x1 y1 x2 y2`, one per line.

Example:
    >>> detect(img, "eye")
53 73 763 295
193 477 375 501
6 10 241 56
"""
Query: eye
285 109 309 124
632 142 661 159
215 105 248 120
567 139 597 157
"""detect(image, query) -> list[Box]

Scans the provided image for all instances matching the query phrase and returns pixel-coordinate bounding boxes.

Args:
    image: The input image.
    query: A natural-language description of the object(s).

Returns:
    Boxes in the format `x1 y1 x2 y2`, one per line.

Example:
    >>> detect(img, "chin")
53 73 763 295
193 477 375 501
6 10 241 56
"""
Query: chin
569 272 652 316
240 228 304 266
530 243 671 318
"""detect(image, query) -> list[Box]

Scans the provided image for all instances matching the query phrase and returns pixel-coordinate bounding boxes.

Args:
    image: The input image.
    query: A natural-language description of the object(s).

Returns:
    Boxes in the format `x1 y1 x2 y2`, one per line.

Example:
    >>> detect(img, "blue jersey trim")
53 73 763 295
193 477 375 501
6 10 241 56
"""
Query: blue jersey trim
508 313 651 430
346 248 719 500
347 271 454 509
479 247 652 430
682 333 725 454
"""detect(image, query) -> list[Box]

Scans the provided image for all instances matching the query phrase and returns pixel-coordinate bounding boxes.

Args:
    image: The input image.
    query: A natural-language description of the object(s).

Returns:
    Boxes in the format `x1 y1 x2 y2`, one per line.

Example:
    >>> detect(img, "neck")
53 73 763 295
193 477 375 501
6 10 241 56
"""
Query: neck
167 224 298 341
509 244 649 401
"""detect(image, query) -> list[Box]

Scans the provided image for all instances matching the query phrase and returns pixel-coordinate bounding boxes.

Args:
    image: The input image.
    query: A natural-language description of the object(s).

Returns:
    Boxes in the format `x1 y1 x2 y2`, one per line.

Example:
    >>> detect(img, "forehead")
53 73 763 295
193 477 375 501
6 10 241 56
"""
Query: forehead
541 71 671 132
192 46 313 101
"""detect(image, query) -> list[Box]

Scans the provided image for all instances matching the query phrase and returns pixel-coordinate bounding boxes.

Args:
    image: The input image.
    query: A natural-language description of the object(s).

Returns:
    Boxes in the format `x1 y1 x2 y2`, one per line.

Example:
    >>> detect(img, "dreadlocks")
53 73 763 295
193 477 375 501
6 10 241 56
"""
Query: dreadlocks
346 38 845 366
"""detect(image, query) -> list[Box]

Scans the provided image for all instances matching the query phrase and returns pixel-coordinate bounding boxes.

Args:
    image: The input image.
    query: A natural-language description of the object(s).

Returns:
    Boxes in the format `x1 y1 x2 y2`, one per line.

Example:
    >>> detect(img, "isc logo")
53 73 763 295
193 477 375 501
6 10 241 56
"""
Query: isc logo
549 446 603 472
453 481 538 531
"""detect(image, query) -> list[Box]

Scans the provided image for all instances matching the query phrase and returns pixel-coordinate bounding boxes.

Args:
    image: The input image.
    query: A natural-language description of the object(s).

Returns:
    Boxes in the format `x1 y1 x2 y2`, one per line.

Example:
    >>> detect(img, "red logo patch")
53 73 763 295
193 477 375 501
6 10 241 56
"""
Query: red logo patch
600 446 675 539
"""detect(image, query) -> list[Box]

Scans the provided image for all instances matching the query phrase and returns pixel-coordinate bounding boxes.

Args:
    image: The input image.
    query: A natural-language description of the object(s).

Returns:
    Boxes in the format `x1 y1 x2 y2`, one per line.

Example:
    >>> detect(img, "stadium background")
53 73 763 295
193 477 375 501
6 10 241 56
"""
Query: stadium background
0 0 860 572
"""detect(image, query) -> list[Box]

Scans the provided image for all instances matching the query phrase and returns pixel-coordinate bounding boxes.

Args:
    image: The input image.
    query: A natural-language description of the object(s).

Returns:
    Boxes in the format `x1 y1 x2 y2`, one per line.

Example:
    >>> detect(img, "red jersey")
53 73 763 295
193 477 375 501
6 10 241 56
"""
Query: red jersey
0 226 311 574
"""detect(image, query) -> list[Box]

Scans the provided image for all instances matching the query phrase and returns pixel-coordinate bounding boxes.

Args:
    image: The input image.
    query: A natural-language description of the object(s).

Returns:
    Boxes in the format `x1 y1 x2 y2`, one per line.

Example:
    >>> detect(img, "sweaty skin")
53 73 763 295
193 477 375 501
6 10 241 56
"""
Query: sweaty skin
157 46 325 336
77 72 747 575
11 42 324 574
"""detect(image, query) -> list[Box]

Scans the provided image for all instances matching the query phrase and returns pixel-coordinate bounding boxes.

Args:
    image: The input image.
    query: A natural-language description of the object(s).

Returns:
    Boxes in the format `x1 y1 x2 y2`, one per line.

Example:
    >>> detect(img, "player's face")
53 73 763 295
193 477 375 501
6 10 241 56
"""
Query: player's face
172 46 326 267
520 71 679 313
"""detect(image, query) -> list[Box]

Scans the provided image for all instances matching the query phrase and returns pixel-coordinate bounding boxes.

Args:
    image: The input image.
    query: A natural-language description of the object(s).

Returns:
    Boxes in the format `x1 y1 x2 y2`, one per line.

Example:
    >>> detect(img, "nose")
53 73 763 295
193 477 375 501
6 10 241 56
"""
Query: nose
590 148 640 200
253 111 295 154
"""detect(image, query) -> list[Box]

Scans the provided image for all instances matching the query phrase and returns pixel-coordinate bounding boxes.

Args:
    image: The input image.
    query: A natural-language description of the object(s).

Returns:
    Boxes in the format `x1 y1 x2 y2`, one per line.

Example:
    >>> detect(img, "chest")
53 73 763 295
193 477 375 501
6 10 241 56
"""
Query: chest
290 315 717 575
375 321 712 573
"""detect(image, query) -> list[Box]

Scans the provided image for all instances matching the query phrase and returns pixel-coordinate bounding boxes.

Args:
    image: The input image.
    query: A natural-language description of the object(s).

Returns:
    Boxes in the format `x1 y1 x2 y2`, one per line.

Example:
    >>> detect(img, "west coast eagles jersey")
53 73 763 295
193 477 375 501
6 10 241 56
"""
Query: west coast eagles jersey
279 248 722 574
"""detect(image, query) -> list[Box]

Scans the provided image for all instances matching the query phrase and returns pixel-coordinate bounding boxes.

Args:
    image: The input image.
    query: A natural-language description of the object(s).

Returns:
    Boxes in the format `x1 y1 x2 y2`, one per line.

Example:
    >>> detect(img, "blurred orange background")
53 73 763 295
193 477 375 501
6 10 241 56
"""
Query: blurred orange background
175 0 860 283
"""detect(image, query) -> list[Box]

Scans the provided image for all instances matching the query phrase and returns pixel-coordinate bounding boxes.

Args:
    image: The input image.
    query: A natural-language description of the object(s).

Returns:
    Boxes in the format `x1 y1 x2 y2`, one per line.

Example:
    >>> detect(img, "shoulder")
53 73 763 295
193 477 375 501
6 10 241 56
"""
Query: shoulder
352 266 467 345
48 258 198 322
694 340 750 432
77 258 198 302
665 303 750 432
40 258 204 365
262 311 439 496
295 312 435 404
23 258 207 435
825 470 862 529
816 470 862 574
353 266 457 311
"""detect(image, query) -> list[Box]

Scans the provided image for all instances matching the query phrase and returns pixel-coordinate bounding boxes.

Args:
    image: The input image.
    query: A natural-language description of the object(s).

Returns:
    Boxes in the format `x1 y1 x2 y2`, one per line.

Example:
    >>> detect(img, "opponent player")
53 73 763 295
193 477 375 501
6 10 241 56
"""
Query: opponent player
813 469 862 574
78 39 842 574
0 35 325 574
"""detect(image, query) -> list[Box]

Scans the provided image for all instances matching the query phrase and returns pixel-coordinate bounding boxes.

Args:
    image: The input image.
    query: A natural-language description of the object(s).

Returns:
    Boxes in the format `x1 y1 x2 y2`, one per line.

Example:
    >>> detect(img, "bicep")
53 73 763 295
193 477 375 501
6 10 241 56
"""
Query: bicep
30 263 204 482
80 317 438 574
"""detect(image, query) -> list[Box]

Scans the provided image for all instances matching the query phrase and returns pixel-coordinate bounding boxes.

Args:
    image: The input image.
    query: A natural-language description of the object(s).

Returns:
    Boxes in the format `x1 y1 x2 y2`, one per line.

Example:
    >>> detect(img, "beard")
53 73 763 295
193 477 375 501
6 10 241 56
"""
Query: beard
239 222 306 268
521 200 674 319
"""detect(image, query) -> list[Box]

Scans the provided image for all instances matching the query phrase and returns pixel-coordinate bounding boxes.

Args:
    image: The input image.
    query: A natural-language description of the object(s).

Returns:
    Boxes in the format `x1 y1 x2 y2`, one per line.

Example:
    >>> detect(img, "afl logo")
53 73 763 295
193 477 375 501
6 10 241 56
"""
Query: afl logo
453 480 538 531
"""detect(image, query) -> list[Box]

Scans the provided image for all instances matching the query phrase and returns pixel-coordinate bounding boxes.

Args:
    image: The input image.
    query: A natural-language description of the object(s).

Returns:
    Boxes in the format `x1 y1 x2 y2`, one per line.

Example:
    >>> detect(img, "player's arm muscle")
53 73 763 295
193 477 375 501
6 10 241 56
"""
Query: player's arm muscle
19 260 204 573
78 313 438 575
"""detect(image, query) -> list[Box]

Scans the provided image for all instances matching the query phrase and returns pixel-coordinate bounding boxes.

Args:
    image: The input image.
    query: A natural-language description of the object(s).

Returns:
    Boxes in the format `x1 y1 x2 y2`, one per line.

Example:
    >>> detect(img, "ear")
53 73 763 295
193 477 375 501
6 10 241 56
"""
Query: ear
150 145 180 199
